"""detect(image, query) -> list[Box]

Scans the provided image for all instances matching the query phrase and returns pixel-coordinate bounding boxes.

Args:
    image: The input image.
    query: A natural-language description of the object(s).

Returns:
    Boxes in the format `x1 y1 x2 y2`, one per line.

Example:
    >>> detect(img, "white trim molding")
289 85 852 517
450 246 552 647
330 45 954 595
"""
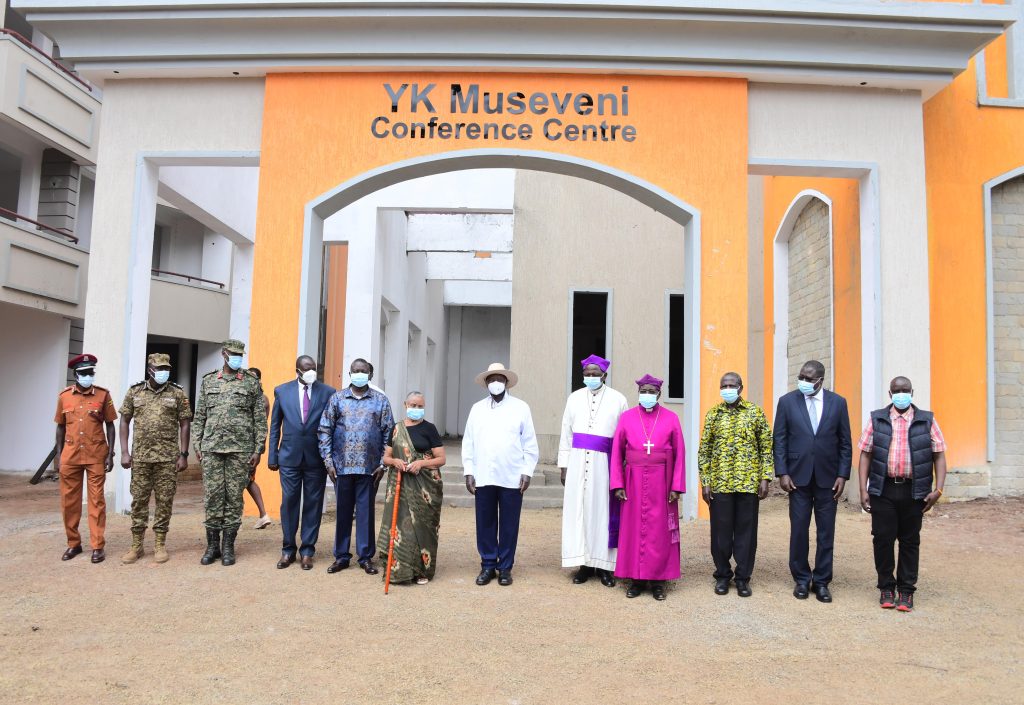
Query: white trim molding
983 164 1024 463
771 190 834 403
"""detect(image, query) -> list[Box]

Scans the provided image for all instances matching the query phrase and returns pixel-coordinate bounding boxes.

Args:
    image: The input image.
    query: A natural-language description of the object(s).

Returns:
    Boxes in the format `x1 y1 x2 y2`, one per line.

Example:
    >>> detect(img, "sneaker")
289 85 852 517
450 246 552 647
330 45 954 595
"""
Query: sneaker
254 515 272 529
896 592 914 612
879 590 896 609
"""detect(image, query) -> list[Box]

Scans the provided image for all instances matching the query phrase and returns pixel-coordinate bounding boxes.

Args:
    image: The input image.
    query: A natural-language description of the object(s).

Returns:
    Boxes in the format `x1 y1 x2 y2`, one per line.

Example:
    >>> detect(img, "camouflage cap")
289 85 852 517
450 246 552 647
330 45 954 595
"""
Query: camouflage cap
222 339 246 354
147 352 171 367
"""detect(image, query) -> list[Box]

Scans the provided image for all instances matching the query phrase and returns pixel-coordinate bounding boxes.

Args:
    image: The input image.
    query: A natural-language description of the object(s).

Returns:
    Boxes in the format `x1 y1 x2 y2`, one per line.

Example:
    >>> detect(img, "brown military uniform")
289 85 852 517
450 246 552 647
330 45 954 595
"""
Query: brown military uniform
55 385 117 549
120 379 192 535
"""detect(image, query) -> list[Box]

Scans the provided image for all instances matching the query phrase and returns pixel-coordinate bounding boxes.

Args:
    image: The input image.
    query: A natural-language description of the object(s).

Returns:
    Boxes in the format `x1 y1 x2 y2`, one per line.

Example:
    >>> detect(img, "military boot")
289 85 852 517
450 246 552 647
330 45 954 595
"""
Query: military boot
200 529 221 565
121 530 145 564
221 527 238 566
153 532 169 563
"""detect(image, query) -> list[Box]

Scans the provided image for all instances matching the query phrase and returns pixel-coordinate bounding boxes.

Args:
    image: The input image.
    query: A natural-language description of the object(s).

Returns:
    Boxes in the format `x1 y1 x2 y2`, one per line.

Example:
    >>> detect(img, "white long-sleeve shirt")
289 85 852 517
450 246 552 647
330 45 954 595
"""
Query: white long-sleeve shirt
462 393 539 489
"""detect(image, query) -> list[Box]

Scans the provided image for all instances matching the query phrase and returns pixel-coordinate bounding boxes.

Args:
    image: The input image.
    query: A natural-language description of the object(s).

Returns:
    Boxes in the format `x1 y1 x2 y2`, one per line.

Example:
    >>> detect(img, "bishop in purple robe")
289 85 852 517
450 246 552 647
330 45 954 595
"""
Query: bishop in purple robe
609 374 686 601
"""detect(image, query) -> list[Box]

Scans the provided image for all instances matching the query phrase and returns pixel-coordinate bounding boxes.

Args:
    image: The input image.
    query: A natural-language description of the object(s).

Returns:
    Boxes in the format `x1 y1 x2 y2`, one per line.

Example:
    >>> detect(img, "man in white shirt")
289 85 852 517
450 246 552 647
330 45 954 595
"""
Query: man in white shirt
558 354 628 587
462 362 539 587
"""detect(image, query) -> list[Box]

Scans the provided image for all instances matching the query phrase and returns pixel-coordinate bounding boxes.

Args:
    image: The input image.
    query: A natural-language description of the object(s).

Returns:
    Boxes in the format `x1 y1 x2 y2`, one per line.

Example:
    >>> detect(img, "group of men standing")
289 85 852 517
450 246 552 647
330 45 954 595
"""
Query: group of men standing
53 340 948 611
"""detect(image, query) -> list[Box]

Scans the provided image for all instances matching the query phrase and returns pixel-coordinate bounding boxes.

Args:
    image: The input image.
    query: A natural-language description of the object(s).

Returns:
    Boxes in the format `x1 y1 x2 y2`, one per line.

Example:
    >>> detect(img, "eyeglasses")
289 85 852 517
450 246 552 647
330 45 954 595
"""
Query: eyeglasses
797 374 822 383
76 368 96 376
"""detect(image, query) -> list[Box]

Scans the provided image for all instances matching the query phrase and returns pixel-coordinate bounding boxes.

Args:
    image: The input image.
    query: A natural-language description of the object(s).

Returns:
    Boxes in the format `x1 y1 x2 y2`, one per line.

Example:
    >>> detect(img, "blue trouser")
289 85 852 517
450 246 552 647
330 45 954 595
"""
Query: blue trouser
279 465 327 558
474 485 524 572
334 474 376 563
788 481 838 586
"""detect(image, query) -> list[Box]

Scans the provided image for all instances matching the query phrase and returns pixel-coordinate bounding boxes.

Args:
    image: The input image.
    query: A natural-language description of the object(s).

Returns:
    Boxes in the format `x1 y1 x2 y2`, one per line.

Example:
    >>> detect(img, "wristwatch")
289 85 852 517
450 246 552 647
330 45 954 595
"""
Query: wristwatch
180 451 189 457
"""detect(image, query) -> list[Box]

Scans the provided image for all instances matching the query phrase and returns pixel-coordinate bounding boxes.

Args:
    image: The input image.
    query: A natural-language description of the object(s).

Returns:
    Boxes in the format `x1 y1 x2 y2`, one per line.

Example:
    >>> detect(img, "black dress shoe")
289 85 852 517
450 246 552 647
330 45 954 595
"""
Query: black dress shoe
476 568 496 586
735 580 752 598
277 553 296 569
714 578 730 595
359 560 379 575
327 559 350 574
300 556 313 571
597 569 616 588
651 582 667 601
61 545 83 561
794 583 810 599
812 583 832 603
626 581 646 598
498 570 513 586
90 549 105 564
572 566 594 584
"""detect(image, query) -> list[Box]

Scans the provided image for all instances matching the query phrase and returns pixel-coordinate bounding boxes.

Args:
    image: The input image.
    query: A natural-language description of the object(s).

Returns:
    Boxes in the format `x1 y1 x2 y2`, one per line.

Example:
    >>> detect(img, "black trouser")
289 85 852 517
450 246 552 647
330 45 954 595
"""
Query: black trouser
871 478 924 594
788 482 838 586
709 492 760 582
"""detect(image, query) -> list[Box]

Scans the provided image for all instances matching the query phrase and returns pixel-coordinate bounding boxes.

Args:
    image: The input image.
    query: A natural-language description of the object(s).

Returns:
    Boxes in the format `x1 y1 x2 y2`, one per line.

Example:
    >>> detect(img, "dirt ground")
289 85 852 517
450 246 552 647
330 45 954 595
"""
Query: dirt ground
1 473 1021 705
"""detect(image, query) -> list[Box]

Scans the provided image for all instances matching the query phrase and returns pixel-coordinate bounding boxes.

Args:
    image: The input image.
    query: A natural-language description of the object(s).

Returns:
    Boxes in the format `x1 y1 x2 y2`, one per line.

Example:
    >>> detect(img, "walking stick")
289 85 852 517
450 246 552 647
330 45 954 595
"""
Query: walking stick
384 449 409 595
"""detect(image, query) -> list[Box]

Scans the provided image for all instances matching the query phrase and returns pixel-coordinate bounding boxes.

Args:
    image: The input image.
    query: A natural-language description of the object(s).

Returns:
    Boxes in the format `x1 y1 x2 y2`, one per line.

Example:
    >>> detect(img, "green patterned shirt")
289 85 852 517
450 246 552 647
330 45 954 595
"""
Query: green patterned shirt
698 399 774 493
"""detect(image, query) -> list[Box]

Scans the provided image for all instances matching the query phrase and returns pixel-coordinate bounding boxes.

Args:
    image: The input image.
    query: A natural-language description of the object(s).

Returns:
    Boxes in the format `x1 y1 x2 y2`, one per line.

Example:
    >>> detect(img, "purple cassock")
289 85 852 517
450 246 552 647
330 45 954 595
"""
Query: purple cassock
609 403 686 581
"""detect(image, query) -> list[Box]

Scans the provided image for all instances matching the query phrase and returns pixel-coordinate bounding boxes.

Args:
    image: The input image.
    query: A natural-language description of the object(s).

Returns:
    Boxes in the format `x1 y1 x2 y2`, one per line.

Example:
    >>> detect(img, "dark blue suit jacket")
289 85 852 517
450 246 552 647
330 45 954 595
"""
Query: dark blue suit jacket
772 389 853 489
268 380 335 468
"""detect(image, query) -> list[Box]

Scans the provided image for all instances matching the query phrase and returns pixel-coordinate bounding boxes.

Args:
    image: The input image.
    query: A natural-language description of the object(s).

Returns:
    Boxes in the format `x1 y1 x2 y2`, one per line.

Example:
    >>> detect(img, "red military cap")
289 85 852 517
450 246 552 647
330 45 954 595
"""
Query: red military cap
68 353 98 370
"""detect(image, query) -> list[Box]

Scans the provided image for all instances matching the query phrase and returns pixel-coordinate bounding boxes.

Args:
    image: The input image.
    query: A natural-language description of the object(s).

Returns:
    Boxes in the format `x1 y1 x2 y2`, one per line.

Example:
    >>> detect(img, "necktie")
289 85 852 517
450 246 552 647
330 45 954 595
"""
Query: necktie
302 385 311 423
809 396 819 434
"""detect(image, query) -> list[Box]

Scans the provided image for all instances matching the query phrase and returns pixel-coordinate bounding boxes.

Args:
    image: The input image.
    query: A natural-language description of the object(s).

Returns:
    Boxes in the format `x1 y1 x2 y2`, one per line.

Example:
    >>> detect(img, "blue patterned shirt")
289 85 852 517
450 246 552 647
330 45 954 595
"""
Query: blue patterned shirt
317 387 395 475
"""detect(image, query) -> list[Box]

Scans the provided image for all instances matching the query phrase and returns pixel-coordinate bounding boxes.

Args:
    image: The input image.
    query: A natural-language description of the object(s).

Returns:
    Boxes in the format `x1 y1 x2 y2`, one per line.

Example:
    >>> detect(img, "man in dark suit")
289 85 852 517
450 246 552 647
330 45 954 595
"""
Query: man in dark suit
773 359 852 603
268 355 335 570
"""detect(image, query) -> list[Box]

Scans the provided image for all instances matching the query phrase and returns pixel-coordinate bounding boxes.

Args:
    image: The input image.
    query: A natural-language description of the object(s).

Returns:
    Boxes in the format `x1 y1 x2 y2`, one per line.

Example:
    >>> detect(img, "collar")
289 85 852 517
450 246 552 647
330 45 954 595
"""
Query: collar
72 384 96 396
718 398 750 412
806 387 823 402
343 386 373 399
489 393 509 408
146 379 168 393
216 370 244 380
889 404 915 422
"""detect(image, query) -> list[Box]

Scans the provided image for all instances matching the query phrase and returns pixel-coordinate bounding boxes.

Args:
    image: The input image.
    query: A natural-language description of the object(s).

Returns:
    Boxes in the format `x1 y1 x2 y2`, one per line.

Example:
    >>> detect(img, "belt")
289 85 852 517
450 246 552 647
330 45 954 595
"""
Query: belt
888 475 910 484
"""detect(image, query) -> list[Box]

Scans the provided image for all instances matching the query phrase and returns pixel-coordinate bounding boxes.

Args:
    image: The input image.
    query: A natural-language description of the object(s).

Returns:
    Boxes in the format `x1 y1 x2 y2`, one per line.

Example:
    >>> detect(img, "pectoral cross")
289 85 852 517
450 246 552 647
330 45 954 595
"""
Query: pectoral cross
644 440 654 455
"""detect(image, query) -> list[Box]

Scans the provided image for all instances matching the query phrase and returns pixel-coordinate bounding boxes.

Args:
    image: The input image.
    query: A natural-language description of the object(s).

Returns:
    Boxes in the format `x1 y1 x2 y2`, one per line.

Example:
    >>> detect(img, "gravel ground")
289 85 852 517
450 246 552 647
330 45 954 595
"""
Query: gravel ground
1 473 1021 705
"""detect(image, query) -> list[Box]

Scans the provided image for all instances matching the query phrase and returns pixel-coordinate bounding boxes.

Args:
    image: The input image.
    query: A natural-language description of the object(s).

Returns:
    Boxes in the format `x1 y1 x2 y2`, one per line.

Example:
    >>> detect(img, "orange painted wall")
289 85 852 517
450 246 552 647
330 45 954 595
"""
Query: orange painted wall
245 73 749 517
761 177 862 437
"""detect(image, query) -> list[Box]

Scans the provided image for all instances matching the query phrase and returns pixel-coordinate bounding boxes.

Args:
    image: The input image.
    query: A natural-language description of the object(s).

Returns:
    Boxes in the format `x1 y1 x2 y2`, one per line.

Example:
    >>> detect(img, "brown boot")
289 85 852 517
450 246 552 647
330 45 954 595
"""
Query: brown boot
121 530 145 564
153 532 169 563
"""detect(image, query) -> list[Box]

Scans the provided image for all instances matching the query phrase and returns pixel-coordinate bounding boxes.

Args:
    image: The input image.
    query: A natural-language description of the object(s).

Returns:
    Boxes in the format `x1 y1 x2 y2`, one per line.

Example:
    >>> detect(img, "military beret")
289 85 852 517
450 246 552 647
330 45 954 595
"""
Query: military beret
222 339 246 354
68 353 97 370
147 352 171 367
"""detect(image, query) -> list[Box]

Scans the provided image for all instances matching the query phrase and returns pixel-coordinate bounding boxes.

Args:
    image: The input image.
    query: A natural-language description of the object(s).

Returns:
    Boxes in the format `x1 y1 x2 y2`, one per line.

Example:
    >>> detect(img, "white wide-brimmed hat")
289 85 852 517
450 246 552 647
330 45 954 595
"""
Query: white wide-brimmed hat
474 362 518 389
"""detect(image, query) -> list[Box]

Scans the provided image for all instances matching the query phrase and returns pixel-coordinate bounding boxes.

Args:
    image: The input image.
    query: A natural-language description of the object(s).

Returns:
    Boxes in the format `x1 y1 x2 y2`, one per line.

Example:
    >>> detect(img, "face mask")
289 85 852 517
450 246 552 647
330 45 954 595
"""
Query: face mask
720 388 740 404
639 393 658 409
350 372 369 388
583 376 603 391
891 392 913 410
300 370 317 385
76 374 94 388
153 370 170 385
227 355 243 371
406 407 425 421
797 379 817 396
488 381 506 396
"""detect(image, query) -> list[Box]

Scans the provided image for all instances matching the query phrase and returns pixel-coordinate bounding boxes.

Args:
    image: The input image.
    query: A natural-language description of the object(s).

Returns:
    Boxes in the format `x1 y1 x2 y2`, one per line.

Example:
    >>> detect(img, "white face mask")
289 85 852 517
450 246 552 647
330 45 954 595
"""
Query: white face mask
300 369 317 385
487 381 506 396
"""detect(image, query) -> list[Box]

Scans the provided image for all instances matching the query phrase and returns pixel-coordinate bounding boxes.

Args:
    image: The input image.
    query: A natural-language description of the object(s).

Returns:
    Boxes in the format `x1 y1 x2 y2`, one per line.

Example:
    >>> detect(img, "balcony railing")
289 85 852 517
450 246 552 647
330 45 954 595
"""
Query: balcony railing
0 206 78 243
151 268 225 289
0 29 92 92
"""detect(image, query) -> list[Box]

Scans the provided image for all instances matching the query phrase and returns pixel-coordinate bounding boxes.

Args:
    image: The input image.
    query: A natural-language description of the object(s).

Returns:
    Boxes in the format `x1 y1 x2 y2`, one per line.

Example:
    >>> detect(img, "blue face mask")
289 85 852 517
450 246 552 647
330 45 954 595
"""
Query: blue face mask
639 393 658 409
153 370 170 385
797 379 817 396
406 407 425 421
583 376 603 391
76 374 95 388
891 392 913 410
720 388 740 404
226 355 243 371
350 372 369 388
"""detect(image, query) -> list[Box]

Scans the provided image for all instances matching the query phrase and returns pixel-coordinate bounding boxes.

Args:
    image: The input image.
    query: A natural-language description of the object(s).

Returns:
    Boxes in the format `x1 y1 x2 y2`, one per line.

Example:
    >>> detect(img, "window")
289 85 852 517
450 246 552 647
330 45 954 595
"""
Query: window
666 292 685 400
569 290 610 392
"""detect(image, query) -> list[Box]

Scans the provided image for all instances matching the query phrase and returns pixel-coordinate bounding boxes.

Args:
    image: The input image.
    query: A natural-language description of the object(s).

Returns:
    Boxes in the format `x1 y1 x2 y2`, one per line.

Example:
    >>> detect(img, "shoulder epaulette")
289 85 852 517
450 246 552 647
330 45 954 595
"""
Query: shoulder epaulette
203 369 219 377
170 381 184 389
93 385 110 393
244 369 259 379
129 380 146 389
60 385 74 394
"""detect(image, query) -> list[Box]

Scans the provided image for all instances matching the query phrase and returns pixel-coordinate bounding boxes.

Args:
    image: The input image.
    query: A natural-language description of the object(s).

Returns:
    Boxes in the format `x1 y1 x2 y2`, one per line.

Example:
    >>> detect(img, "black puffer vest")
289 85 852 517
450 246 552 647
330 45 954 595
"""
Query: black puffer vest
867 405 935 500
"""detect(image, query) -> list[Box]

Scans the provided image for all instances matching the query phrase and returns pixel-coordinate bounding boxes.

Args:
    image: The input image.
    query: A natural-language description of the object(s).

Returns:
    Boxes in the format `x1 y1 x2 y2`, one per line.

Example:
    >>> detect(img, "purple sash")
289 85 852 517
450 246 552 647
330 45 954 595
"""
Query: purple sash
571 432 613 454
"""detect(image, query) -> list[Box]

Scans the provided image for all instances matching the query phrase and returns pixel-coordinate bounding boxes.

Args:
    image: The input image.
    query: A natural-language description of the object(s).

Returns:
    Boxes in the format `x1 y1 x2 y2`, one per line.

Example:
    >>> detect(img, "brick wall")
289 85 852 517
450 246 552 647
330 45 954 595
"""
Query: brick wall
991 176 1024 495
786 198 833 386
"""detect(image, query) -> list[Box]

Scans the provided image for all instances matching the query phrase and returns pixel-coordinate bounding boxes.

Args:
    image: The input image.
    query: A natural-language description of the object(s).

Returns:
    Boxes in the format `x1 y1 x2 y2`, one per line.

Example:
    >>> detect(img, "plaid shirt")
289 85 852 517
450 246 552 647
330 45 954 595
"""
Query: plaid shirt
857 406 946 479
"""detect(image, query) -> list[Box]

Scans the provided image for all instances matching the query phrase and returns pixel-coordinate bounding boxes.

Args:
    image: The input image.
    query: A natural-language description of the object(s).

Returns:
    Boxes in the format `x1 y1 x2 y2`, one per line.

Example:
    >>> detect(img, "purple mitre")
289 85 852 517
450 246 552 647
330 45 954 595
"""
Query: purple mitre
635 373 663 389
580 354 610 372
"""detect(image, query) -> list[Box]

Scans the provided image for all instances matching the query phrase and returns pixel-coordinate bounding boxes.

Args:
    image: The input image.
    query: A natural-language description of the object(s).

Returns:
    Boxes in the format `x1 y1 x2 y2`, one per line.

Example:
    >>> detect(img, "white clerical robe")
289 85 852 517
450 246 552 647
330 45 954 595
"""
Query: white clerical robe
558 384 629 570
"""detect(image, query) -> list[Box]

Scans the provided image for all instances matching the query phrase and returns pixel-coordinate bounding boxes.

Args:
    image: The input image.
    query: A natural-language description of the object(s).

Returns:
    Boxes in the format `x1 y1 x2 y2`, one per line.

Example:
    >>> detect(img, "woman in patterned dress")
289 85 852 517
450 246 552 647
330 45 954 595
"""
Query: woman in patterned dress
377 391 446 585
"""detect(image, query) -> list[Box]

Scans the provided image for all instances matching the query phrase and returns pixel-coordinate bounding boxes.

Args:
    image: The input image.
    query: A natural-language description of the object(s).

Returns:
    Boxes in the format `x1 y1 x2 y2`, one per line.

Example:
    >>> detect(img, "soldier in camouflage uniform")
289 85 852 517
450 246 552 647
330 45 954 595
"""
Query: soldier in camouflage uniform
192 339 267 566
118 353 192 564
